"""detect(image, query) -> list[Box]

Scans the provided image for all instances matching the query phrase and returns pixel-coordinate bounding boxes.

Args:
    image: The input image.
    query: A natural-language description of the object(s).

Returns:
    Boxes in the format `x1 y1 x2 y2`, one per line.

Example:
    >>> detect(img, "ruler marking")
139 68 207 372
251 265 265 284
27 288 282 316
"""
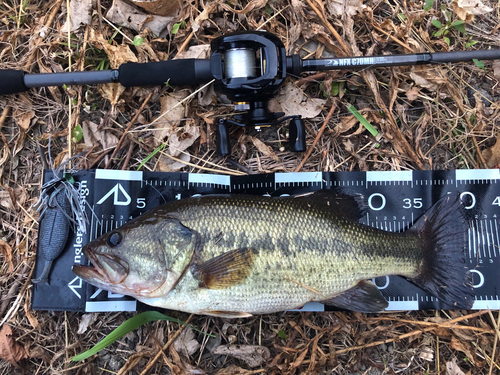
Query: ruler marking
474 221 481 259
486 220 492 258
468 227 472 260
480 220 487 258
495 219 500 257
472 224 477 259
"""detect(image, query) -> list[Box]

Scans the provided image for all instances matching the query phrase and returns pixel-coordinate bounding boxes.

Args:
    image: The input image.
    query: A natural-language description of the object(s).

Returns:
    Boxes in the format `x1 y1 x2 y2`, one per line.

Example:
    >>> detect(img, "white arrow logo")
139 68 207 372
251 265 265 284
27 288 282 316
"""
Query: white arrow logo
96 183 131 206
68 276 83 299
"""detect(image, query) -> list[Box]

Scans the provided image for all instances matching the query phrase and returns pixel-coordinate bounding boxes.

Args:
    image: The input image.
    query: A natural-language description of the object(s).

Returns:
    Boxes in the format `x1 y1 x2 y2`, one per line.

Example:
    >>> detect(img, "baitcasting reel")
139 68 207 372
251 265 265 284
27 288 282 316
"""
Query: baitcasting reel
209 31 305 155
3 30 500 155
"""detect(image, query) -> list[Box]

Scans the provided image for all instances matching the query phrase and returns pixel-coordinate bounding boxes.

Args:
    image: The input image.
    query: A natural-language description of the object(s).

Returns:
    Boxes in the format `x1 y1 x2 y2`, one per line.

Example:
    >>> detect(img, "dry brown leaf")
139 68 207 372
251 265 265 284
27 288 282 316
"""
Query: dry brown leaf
81 120 119 150
173 328 200 357
409 71 440 92
0 239 14 273
13 96 35 156
482 135 500 168
158 152 190 171
24 295 40 330
131 0 181 16
107 0 175 35
270 82 325 119
156 90 190 145
242 135 280 162
449 336 483 367
62 0 92 32
216 365 254 375
452 0 493 21
0 325 27 368
89 28 138 69
169 121 200 157
406 86 420 101
77 314 97 334
98 83 127 107
446 359 466 375
174 44 210 60
213 345 271 368
221 0 268 14
493 61 500 79
327 0 365 16
192 3 216 33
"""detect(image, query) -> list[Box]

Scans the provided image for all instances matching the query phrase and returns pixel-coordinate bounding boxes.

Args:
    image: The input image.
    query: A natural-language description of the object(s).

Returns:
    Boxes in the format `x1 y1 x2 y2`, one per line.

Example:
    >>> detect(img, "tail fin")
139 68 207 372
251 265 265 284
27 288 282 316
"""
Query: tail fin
408 193 474 309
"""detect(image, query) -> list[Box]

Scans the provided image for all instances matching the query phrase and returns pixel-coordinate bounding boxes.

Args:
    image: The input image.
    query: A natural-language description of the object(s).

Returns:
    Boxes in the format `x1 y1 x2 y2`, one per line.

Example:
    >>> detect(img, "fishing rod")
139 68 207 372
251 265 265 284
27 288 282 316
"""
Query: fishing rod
2 30 500 155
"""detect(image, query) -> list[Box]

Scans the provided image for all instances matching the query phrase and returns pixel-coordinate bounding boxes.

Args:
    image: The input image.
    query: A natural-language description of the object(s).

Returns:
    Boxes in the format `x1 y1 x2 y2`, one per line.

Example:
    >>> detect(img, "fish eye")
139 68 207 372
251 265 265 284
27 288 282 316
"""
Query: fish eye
107 232 122 247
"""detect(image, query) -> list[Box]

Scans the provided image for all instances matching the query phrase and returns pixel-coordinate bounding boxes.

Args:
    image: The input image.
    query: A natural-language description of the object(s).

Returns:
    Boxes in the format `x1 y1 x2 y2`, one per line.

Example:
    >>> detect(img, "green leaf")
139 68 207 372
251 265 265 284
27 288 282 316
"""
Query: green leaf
451 20 466 33
72 311 214 361
423 0 434 11
277 329 287 339
133 35 144 46
331 81 340 96
171 21 185 35
434 28 445 38
443 36 450 46
466 40 478 48
348 105 378 137
72 124 83 143
431 19 443 29
473 58 485 70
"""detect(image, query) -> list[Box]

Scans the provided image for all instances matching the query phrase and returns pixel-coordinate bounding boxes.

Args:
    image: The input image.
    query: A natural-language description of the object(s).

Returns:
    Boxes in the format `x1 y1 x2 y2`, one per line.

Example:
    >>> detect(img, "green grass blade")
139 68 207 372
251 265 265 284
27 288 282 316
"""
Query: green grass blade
137 143 166 171
347 105 379 137
72 311 210 361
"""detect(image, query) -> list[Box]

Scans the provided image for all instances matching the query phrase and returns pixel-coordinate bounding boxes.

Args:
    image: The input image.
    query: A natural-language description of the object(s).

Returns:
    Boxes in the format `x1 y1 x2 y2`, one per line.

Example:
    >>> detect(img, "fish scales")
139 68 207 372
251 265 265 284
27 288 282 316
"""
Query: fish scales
141 196 422 314
73 193 474 316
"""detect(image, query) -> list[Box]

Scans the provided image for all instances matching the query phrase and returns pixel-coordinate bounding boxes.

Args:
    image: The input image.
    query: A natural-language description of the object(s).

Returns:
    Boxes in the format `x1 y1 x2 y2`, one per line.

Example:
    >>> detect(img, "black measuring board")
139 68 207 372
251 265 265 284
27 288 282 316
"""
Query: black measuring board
31 169 500 313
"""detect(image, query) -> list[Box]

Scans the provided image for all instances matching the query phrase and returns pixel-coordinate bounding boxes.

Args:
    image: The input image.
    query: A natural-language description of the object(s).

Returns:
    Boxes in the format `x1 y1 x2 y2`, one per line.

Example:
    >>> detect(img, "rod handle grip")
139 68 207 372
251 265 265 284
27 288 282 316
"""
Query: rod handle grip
0 69 29 95
118 59 212 88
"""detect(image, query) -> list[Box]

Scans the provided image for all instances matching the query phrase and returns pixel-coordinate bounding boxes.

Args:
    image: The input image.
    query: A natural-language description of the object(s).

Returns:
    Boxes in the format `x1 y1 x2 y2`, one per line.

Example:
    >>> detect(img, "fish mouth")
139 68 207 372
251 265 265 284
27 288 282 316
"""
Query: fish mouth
73 246 129 285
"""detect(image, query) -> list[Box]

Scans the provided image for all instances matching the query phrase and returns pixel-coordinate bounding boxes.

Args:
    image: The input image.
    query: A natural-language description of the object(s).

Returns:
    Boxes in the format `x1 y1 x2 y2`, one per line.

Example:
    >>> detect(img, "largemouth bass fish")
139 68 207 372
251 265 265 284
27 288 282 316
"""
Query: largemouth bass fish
73 192 474 317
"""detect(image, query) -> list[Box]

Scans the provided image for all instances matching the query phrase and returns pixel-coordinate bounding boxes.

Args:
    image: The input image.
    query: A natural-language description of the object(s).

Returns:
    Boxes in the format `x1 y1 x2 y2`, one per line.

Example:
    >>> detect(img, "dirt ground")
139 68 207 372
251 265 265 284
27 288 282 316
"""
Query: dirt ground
1 0 500 374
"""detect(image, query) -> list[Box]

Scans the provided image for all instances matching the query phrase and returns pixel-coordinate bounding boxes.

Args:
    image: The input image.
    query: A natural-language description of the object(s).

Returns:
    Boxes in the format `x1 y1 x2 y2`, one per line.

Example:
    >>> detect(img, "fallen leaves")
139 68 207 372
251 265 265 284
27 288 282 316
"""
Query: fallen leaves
0 239 14 273
452 0 493 21
213 345 271 368
89 28 138 69
327 0 365 17
107 0 175 36
446 359 467 375
62 0 93 32
0 325 27 368
270 82 325 119
131 0 181 16
241 135 280 162
482 136 500 168
173 328 200 357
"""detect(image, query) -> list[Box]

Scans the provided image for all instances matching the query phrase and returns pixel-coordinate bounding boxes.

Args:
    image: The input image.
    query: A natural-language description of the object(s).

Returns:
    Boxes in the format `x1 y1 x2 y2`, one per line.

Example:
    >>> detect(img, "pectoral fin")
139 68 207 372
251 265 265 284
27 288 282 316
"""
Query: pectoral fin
195 248 254 289
322 280 388 313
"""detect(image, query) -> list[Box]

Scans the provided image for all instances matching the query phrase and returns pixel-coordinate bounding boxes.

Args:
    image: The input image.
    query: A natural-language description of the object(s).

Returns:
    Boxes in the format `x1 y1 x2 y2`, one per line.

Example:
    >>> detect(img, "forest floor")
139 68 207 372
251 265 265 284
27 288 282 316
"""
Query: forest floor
1 0 500 373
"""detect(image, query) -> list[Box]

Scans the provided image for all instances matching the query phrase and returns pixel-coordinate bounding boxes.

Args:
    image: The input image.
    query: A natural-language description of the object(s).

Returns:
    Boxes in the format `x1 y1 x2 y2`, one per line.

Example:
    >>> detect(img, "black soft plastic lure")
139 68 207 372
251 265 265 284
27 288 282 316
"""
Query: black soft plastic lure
32 150 88 285
32 185 72 285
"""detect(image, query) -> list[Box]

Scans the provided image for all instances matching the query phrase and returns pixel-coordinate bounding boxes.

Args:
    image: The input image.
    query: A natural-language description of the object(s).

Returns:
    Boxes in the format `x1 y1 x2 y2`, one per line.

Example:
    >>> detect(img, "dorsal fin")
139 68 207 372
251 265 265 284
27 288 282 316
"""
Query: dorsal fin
293 190 367 221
